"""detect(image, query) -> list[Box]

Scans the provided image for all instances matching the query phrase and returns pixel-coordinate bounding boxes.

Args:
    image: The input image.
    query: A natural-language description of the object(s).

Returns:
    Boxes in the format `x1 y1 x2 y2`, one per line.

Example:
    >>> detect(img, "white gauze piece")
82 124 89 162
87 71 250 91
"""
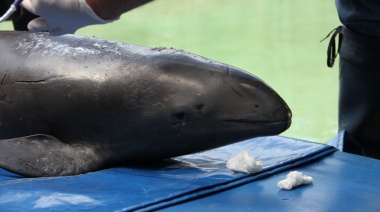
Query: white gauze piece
277 171 313 190
226 149 263 174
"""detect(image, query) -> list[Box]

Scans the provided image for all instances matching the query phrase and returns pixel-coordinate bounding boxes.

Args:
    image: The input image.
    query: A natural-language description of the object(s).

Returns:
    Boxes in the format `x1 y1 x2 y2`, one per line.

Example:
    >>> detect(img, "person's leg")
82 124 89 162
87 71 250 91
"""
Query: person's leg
338 27 380 159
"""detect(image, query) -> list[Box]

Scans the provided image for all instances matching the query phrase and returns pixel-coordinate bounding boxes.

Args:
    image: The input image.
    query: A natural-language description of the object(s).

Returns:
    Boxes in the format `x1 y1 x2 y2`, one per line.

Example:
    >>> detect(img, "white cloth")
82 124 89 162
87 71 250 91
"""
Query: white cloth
277 171 313 190
226 150 263 174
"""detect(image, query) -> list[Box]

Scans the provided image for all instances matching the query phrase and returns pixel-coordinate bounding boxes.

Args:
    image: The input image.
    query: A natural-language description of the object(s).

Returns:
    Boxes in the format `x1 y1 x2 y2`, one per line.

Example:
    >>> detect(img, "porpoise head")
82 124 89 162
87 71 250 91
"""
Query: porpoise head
114 50 292 160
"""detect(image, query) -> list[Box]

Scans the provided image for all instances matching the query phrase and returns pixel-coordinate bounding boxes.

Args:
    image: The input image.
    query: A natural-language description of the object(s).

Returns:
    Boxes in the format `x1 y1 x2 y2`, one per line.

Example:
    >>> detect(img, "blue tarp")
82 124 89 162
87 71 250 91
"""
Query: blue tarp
165 150 380 211
0 136 335 211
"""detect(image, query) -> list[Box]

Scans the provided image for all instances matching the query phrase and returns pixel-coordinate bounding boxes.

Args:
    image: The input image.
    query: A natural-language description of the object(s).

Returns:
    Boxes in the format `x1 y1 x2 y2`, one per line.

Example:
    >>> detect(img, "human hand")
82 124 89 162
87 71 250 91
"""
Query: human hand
21 0 115 36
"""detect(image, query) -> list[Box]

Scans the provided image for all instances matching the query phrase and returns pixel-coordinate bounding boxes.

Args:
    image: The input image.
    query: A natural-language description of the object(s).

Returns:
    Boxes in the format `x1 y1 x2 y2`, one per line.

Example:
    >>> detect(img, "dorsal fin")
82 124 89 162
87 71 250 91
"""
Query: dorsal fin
0 135 105 177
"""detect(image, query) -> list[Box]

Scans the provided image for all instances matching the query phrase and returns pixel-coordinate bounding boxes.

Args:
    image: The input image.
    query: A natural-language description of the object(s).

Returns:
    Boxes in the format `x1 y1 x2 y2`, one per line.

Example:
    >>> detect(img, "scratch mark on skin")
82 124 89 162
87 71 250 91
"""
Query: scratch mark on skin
151 47 167 52
13 80 47 84
1 71 9 86
4 76 67 86
230 86 243 98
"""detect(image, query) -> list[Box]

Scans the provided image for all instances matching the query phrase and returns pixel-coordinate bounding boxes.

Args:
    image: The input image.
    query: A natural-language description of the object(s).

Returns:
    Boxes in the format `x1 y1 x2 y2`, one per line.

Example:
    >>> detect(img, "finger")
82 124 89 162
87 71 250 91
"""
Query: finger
27 17 51 32
21 0 37 14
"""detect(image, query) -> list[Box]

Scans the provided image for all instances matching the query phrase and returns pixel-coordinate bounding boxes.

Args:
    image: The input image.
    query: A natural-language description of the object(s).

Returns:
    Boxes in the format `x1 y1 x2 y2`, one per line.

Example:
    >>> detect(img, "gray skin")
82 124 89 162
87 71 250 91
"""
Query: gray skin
0 31 291 177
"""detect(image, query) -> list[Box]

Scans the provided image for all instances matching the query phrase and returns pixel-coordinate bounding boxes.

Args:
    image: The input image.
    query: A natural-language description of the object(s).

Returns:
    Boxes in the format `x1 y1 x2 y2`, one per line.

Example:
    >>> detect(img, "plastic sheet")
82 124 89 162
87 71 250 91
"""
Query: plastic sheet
0 136 335 211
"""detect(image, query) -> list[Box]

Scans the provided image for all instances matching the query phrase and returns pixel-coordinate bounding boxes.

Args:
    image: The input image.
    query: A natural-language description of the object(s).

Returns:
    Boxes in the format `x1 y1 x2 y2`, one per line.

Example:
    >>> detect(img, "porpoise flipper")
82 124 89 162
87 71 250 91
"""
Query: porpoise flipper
0 135 104 177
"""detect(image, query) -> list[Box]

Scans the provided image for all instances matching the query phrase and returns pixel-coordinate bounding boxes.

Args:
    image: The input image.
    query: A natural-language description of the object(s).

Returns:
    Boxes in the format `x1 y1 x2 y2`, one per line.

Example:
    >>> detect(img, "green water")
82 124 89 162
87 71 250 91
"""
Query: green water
0 0 341 143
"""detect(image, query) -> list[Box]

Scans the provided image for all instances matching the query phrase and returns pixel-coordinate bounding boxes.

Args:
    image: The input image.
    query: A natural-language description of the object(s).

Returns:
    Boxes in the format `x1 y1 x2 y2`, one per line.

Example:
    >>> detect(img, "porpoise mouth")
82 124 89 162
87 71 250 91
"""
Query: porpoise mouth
222 119 292 131
223 119 291 125
222 109 293 130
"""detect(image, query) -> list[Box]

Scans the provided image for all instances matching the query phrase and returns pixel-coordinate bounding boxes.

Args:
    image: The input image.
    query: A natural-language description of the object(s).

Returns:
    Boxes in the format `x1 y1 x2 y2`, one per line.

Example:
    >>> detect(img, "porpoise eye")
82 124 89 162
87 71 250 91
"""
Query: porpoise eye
174 112 185 120
194 104 205 116
171 106 198 127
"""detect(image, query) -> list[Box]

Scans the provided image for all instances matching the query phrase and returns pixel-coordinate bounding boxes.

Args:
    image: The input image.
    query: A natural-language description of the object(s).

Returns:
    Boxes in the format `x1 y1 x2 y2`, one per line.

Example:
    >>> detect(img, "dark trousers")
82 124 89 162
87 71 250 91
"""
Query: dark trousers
338 27 380 159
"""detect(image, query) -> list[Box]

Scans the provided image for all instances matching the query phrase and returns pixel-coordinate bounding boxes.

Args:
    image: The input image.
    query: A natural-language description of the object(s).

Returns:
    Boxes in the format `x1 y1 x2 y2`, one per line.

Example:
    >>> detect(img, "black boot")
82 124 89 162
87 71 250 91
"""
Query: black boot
336 26 380 159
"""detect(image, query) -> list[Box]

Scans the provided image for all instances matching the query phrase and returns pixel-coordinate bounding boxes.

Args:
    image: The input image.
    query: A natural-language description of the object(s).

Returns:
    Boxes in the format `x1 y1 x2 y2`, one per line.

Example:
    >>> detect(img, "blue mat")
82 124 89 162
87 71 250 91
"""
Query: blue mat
164 150 380 211
0 136 335 211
